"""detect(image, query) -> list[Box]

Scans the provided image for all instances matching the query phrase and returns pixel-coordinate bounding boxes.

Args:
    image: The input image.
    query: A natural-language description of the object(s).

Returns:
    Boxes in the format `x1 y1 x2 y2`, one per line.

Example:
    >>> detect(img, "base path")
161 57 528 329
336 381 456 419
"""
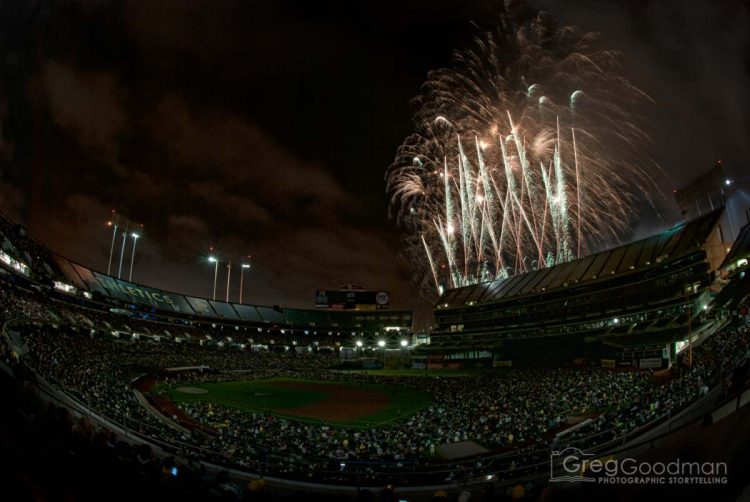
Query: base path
134 377 216 435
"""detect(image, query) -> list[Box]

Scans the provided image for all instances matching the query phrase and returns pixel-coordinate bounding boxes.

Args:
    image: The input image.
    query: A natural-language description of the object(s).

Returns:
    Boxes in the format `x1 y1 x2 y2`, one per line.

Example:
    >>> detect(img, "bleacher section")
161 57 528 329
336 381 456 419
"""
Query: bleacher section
430 209 749 363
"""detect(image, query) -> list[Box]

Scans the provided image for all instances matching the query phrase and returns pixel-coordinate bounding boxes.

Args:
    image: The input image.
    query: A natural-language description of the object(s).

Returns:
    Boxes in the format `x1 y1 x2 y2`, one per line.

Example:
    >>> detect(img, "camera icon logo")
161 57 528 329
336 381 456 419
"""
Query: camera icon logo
549 447 596 482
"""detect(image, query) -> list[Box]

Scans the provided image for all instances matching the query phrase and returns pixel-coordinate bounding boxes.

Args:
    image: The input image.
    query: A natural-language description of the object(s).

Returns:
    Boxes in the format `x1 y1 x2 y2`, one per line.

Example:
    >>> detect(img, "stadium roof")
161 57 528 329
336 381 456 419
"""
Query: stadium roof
437 208 724 309
50 253 413 331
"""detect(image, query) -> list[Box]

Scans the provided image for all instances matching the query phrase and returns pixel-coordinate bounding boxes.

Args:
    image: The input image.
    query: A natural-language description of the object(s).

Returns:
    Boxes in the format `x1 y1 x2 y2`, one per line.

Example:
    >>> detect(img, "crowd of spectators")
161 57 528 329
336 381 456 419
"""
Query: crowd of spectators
0 283 61 322
0 360 371 502
1 278 749 490
166 325 749 483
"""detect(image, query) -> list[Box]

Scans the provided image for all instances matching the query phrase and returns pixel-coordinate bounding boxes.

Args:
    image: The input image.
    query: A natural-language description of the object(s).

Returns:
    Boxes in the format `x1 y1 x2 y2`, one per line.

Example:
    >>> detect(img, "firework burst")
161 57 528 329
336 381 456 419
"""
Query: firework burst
387 10 660 297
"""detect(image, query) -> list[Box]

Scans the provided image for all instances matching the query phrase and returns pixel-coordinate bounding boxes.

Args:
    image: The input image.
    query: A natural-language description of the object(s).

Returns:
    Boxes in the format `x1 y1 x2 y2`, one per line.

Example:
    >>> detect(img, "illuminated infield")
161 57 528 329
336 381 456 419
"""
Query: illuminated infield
166 377 434 427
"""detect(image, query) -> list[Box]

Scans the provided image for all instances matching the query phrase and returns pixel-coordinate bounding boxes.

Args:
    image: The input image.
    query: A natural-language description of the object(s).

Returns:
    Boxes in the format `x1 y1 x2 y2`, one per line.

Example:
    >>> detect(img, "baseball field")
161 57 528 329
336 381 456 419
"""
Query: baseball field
166 377 433 427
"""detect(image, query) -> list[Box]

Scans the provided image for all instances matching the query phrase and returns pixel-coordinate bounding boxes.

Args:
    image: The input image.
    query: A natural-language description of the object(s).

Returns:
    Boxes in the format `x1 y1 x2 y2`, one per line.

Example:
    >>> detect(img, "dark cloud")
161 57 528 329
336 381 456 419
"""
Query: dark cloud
186 182 272 226
0 0 747 330
0 3 427 320
41 61 126 164
18 62 411 307
144 94 354 213
0 181 24 220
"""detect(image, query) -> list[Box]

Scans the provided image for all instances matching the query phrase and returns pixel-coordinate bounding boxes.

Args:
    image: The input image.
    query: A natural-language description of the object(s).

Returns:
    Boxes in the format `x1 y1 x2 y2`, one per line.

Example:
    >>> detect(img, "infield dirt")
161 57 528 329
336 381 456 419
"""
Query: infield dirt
273 381 390 421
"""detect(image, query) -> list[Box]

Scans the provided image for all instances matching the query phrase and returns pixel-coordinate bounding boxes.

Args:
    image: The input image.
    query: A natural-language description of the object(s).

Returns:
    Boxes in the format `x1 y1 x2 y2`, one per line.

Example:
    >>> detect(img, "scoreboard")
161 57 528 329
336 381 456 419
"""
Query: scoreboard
674 161 727 217
315 289 390 310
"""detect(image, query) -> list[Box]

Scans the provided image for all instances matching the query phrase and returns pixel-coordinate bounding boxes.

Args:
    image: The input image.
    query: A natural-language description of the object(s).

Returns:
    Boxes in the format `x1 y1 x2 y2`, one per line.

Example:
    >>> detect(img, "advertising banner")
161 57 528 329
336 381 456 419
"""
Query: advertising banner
90 272 194 313
639 357 663 369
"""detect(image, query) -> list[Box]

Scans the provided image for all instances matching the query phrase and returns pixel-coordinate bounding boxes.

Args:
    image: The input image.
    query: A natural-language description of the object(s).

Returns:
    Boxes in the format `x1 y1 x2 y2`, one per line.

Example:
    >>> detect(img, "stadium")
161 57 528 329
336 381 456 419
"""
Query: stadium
2 202 750 501
2 2 750 502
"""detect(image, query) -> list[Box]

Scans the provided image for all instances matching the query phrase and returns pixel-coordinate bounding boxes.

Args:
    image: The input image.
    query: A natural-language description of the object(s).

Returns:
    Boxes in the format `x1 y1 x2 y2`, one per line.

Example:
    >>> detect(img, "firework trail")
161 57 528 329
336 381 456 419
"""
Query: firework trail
386 9 660 298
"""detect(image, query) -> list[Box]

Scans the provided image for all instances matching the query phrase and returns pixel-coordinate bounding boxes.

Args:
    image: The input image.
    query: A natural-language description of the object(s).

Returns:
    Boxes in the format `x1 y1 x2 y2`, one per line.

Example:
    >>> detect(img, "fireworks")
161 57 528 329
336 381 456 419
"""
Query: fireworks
387 10 660 297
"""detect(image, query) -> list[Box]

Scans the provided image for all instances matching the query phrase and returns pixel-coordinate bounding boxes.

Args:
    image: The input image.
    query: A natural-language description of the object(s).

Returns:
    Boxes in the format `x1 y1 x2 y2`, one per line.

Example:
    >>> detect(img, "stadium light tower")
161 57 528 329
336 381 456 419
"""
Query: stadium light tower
720 178 735 240
117 222 129 279
128 231 140 282
239 258 251 304
106 212 118 276
225 258 232 303
208 256 219 300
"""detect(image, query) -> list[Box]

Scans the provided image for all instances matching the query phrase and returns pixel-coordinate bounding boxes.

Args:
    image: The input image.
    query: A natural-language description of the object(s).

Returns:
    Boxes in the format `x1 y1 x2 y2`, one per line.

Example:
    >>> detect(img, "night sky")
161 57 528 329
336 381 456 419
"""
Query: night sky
0 0 748 328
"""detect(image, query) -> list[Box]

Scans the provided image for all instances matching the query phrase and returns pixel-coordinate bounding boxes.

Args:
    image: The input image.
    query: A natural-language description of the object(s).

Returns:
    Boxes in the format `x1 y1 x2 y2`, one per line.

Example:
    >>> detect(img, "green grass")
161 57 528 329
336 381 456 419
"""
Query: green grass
333 368 481 377
165 377 433 428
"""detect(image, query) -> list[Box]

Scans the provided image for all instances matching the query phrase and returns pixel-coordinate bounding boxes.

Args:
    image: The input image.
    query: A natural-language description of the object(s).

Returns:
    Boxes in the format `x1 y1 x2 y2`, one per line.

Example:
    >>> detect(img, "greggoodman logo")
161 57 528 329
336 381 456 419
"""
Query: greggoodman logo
550 447 596 482
549 448 728 485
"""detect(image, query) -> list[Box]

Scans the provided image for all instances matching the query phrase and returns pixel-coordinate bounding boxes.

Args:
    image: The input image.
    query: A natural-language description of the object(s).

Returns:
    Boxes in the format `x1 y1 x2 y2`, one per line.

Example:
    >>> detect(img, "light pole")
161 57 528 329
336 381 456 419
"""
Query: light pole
117 222 129 279
239 262 251 304
225 259 232 302
106 219 118 276
721 179 735 240
208 256 219 300
128 232 140 282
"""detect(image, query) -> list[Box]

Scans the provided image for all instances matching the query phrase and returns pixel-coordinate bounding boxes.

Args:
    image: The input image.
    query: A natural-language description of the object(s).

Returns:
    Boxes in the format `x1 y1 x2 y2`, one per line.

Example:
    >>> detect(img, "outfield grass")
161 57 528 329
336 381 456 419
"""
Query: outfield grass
165 377 433 428
333 368 481 377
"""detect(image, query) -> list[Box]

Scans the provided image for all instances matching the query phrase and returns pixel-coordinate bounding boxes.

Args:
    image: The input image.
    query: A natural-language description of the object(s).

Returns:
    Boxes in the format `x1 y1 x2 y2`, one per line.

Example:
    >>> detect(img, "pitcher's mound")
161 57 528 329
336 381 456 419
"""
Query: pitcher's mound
176 387 208 394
